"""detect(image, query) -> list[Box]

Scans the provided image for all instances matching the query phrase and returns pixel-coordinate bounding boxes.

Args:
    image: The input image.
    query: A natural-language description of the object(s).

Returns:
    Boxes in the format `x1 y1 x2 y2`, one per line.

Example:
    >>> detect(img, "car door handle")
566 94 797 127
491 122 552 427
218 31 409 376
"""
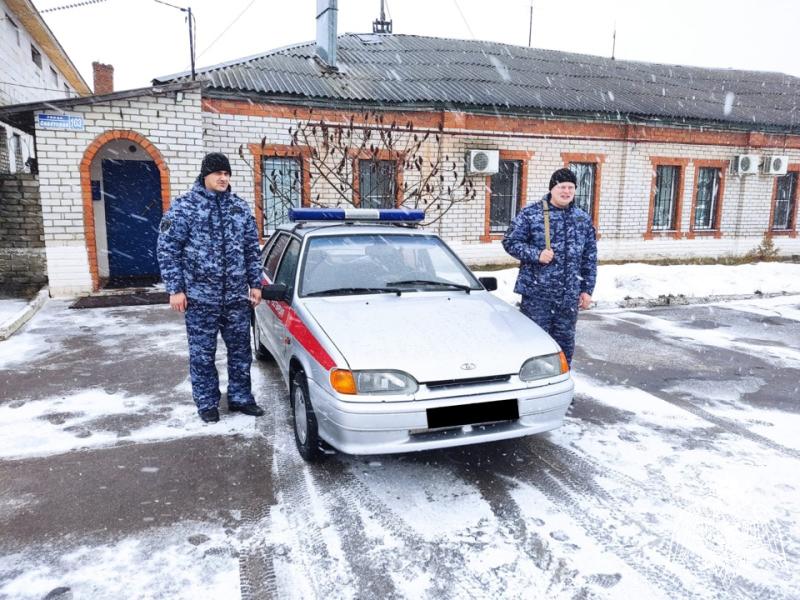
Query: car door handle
283 336 291 346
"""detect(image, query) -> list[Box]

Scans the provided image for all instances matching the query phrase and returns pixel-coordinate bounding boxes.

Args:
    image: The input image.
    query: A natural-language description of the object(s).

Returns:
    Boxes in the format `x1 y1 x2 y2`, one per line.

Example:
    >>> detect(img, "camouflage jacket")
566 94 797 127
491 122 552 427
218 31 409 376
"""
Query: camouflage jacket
157 180 261 306
502 193 597 305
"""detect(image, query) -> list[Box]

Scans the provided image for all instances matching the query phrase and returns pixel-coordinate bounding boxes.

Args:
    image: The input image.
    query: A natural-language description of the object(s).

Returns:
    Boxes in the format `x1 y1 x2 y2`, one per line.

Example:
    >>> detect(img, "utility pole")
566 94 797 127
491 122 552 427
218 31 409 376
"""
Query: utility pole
187 6 195 80
611 20 616 60
154 0 196 80
528 0 533 47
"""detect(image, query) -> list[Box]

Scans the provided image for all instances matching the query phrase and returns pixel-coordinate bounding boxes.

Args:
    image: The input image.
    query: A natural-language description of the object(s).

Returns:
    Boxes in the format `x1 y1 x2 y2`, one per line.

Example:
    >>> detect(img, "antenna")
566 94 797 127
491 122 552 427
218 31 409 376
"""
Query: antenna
528 0 533 47
373 0 392 34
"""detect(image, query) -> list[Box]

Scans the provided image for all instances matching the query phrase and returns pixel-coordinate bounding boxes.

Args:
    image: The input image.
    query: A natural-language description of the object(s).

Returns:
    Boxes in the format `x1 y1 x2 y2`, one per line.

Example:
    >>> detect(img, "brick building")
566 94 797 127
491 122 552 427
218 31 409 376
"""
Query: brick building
0 24 798 297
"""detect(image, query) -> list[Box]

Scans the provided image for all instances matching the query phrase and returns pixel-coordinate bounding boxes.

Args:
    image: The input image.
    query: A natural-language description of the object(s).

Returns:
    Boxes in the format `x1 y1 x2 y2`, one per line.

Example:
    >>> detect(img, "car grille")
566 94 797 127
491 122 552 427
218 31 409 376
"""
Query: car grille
423 374 512 391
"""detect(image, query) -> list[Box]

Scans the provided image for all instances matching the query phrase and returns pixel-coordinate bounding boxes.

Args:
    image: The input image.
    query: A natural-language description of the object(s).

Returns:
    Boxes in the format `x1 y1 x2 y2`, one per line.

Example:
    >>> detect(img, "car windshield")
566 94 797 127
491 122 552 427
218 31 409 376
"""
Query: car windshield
299 233 481 297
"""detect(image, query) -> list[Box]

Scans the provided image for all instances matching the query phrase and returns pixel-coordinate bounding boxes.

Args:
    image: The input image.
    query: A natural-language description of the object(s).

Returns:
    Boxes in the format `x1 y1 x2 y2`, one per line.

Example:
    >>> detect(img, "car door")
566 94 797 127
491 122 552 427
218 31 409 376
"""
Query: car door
270 237 302 373
256 233 290 359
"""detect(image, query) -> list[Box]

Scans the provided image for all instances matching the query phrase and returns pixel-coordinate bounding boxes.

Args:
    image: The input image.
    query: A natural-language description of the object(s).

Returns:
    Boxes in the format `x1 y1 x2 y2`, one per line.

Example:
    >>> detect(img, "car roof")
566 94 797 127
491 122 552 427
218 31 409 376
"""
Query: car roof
275 222 435 240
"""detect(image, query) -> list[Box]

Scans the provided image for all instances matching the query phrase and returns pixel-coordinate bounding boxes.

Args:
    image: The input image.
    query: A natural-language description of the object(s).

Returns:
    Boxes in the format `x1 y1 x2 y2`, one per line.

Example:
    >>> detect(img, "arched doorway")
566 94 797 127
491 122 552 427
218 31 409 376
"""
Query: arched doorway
80 131 170 291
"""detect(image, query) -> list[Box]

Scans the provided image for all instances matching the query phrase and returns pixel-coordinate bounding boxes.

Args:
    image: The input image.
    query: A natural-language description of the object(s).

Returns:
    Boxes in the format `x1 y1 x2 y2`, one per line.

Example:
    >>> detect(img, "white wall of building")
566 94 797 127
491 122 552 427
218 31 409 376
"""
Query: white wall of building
35 89 203 296
1 0 77 172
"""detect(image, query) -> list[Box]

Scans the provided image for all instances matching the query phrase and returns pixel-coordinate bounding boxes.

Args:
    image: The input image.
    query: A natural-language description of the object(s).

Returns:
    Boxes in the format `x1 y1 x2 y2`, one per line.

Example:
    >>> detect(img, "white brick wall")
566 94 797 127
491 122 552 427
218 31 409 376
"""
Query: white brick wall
201 107 800 263
35 90 205 296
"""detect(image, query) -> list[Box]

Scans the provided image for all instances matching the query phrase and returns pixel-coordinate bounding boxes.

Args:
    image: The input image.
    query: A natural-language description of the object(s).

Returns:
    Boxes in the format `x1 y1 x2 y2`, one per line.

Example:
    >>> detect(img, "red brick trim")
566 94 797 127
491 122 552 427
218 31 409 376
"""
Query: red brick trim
687 160 728 239
202 98 800 149
351 148 404 208
766 163 800 238
80 130 170 291
481 150 534 242
562 152 605 234
644 157 689 240
248 143 311 243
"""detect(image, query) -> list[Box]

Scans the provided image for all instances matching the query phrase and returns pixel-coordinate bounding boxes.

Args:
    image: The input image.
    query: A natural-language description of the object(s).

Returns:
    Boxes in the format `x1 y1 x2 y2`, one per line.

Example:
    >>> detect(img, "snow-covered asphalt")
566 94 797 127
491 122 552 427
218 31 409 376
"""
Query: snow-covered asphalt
0 294 798 599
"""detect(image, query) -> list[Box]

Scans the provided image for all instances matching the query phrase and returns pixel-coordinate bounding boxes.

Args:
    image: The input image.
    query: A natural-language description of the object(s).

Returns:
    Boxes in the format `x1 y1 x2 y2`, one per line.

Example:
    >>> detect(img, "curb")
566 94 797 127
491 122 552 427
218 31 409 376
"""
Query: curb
0 288 49 341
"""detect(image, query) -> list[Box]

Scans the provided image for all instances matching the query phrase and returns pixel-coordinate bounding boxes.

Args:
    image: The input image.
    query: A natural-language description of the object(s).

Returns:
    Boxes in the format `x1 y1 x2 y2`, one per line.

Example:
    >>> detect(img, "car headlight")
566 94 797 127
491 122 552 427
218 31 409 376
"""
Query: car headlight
519 352 568 381
330 369 418 395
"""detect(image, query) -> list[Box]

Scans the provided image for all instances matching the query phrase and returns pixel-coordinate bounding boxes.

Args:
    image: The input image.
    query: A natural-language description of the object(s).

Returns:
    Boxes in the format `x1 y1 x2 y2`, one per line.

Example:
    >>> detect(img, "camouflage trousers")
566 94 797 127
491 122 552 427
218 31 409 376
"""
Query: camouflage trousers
184 301 255 413
520 296 579 366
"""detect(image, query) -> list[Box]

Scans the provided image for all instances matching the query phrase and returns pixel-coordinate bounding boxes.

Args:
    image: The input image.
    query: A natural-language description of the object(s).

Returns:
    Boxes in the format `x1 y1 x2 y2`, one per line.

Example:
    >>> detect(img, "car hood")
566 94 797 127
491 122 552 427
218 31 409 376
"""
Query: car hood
303 292 560 382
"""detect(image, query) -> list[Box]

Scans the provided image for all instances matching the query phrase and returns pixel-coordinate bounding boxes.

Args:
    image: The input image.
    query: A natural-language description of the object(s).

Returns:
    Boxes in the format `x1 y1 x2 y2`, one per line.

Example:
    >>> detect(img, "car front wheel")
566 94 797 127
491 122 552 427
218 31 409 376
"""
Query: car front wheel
291 372 323 462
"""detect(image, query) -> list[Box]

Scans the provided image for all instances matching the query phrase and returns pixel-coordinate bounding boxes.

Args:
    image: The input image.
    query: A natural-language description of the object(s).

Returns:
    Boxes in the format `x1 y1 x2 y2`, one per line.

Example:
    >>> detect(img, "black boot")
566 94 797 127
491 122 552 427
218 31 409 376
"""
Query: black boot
228 403 265 417
199 407 220 423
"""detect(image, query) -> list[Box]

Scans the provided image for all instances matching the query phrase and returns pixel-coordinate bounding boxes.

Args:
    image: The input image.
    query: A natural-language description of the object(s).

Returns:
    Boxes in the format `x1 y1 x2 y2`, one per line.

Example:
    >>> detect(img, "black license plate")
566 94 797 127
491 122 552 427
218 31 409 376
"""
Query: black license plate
427 399 519 429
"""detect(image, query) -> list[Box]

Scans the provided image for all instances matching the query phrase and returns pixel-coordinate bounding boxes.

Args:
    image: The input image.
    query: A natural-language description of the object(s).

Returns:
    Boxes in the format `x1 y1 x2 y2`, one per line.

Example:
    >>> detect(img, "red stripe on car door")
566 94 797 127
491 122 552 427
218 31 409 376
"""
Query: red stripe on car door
267 301 337 371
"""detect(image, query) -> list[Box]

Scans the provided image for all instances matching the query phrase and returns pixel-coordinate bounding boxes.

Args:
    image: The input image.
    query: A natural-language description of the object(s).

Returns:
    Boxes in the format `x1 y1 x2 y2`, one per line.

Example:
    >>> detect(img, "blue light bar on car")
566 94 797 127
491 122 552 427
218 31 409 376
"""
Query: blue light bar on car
288 208 425 223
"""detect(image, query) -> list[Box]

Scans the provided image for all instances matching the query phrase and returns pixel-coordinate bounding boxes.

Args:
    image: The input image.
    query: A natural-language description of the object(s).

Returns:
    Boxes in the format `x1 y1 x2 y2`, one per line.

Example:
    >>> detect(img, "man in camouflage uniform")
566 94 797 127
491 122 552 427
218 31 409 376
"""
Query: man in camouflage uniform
158 152 265 423
502 168 597 366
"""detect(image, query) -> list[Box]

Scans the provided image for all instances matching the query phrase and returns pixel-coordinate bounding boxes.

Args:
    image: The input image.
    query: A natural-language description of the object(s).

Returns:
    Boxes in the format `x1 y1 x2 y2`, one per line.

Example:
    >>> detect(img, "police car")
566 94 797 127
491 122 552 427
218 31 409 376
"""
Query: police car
253 208 573 461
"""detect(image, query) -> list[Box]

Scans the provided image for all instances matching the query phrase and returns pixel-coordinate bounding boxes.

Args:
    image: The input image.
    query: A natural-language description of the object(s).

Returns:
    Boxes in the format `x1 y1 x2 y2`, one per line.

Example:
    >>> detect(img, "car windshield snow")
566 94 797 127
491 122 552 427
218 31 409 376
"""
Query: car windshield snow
299 233 481 297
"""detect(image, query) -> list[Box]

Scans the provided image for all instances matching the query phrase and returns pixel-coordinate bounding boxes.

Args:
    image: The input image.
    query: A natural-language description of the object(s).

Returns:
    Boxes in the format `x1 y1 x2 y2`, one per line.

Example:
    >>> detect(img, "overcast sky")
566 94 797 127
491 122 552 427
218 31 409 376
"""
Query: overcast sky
35 0 800 92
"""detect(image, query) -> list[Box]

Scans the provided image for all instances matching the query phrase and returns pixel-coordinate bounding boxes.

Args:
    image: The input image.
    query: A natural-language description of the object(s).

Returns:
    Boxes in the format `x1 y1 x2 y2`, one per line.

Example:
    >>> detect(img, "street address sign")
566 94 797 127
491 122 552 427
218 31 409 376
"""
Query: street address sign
37 113 85 131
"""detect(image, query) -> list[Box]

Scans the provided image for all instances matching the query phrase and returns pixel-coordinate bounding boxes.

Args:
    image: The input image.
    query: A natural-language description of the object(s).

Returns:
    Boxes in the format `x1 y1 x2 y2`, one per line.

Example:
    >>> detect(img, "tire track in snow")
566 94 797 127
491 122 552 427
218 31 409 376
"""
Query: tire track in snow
507 436 792 600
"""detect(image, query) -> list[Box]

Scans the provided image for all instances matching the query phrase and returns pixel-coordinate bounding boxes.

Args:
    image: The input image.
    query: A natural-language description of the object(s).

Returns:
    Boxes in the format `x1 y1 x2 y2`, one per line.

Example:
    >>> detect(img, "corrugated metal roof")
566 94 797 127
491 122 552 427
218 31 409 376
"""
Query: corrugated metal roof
153 34 800 130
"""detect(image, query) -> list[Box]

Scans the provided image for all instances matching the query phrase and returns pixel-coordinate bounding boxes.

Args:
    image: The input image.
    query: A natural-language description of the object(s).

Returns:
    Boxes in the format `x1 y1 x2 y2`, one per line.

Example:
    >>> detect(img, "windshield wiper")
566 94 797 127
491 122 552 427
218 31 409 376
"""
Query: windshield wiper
305 287 402 297
386 279 473 293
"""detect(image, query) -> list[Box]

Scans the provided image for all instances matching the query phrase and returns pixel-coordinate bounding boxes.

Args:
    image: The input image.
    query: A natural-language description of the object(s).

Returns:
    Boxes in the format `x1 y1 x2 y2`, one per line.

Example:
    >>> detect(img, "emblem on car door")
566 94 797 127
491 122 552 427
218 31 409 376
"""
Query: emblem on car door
460 362 476 371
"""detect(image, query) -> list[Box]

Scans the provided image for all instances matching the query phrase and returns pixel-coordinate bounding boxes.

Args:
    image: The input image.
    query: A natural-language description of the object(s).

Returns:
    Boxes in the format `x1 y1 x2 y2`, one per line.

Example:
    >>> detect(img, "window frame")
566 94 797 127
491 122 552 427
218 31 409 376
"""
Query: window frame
6 13 20 46
249 143 311 243
645 157 689 240
261 154 304 235
562 152 605 233
488 159 522 234
688 160 727 239
481 150 532 242
767 167 799 238
31 44 42 69
352 149 403 208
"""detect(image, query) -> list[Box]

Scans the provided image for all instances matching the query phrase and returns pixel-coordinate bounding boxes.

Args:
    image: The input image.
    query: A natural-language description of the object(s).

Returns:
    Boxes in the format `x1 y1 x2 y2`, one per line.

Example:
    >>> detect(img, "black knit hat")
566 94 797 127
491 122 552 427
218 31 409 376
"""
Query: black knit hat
549 167 577 190
200 152 231 179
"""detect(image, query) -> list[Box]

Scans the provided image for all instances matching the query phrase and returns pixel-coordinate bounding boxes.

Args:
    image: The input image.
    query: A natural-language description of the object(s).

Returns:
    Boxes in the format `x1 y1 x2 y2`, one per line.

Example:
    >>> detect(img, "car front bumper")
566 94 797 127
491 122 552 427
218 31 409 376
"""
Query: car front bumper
308 377 574 455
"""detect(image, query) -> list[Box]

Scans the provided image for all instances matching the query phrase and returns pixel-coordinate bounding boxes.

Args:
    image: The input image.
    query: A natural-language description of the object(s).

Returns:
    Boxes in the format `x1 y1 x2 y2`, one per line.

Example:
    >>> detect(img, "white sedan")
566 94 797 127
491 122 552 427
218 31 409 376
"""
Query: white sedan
253 208 573 461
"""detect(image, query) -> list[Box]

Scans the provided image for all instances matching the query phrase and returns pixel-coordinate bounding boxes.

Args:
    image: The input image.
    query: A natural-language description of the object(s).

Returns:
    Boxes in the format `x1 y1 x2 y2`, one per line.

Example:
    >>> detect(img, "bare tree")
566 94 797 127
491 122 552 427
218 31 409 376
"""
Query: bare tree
239 110 477 231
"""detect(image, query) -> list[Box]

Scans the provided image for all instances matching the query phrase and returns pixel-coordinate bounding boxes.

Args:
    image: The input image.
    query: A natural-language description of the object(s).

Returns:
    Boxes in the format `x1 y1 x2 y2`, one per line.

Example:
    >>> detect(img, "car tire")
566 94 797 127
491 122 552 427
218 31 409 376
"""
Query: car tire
251 311 274 362
291 371 324 462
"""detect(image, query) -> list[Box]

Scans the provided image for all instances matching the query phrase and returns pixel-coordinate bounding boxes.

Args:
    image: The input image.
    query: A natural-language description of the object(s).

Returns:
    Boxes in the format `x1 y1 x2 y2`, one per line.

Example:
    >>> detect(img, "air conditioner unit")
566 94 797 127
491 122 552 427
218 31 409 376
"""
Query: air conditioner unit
732 154 760 176
762 155 789 176
466 149 499 175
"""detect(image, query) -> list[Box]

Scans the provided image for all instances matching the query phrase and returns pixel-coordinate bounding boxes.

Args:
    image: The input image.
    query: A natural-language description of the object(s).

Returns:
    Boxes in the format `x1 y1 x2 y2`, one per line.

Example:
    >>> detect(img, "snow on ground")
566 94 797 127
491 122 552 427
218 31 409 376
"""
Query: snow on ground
0 299 28 325
0 522 239 600
0 386 263 460
474 262 800 308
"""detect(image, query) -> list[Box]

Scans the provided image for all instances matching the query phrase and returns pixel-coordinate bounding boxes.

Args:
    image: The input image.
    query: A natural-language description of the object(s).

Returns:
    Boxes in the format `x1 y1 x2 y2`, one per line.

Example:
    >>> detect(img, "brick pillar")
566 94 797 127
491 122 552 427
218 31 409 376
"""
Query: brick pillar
92 62 114 95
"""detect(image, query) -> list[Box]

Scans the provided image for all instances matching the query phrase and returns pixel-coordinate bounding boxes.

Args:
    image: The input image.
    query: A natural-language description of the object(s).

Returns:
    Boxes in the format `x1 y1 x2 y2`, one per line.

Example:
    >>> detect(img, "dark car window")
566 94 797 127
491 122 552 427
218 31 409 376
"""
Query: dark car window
263 233 290 281
274 238 301 297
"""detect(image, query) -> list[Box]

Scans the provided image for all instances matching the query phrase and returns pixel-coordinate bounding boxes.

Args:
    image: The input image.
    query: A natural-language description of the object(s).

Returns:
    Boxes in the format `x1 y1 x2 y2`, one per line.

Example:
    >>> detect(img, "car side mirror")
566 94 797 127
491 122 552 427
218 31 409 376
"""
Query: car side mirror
478 277 498 291
262 283 289 301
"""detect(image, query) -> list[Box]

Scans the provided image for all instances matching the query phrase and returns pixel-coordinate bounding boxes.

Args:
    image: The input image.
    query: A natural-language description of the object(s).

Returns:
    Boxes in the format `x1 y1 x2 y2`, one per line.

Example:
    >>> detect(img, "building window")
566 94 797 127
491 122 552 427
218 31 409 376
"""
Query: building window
569 162 596 217
49 67 58 87
262 156 302 234
64 83 71 98
6 13 20 45
31 45 42 68
358 159 396 208
652 165 681 230
489 160 522 233
693 167 721 230
771 172 798 231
